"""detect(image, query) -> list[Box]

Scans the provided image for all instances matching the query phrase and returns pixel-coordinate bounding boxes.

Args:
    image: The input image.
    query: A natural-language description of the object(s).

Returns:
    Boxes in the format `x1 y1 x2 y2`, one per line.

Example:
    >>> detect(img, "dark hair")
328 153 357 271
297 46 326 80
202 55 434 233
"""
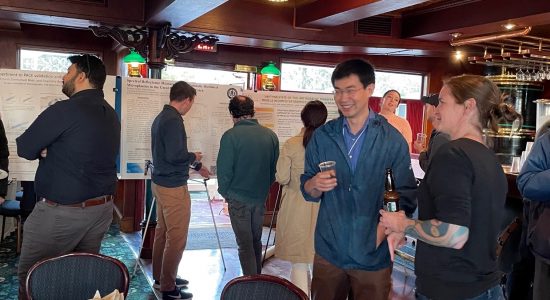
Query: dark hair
444 75 521 133
331 59 375 88
383 89 401 99
301 100 328 147
229 95 255 118
170 81 196 102
68 54 106 89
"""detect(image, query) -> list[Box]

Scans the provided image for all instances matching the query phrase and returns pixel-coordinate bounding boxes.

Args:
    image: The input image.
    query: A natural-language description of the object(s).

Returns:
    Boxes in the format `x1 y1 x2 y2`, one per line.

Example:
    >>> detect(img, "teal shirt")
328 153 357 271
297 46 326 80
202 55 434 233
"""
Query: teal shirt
217 119 279 204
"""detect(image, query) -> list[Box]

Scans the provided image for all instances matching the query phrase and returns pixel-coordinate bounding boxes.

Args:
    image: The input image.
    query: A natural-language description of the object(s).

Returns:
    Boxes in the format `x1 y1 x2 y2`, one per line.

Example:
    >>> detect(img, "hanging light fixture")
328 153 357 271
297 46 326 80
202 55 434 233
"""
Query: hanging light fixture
123 50 146 77
260 62 281 91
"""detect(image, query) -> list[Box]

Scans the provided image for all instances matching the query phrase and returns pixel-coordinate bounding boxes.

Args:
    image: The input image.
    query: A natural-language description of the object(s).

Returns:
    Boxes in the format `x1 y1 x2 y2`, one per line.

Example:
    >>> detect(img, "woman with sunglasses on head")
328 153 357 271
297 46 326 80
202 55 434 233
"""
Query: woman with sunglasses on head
380 75 520 300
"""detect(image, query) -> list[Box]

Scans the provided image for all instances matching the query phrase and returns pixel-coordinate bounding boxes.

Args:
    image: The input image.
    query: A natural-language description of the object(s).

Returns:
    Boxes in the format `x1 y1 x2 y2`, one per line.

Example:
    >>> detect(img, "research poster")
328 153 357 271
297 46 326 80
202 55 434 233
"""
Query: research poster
0 69 115 181
120 77 239 179
1 70 340 181
243 90 339 144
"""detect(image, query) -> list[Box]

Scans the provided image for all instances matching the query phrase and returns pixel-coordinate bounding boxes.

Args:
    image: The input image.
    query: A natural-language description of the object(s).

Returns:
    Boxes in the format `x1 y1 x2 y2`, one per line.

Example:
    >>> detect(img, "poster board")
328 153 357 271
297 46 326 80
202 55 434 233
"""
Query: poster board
1 71 340 181
119 77 239 179
242 90 339 145
0 69 116 181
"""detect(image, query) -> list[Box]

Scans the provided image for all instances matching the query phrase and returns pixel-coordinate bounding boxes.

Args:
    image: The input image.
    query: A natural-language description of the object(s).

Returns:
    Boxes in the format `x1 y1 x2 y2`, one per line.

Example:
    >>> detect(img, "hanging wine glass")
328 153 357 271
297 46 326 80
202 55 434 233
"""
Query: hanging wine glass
516 66 524 81
537 64 546 81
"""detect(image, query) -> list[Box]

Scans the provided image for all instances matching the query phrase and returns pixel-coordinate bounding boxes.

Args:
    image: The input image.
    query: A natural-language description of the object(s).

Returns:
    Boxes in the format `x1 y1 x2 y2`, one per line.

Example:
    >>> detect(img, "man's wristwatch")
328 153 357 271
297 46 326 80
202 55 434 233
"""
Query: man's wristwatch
190 161 202 171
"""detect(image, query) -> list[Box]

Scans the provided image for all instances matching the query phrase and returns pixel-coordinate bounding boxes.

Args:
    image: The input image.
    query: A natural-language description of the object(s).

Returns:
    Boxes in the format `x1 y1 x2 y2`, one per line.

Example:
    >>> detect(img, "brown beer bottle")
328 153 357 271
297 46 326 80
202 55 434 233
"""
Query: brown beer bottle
383 168 399 212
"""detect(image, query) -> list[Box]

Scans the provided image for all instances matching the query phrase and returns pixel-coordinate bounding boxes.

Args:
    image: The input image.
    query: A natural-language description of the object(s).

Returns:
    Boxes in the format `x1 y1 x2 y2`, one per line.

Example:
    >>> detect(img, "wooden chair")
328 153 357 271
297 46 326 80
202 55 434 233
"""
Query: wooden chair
26 252 129 300
221 274 309 300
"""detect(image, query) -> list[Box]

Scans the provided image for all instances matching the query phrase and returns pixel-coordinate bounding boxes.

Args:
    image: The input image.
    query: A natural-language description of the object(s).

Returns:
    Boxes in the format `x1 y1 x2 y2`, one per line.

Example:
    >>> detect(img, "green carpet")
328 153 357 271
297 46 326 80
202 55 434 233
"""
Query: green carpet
186 225 274 250
0 224 153 299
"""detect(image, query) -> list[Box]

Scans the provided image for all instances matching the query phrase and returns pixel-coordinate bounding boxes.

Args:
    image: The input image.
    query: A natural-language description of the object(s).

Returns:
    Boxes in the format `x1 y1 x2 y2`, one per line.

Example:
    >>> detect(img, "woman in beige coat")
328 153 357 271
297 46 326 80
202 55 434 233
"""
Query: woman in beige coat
275 100 328 295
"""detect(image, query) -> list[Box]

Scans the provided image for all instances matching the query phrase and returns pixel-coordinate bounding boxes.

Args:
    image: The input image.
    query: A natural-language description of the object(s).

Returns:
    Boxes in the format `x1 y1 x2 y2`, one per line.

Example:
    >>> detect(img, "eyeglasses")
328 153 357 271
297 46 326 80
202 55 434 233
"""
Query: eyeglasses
333 88 360 97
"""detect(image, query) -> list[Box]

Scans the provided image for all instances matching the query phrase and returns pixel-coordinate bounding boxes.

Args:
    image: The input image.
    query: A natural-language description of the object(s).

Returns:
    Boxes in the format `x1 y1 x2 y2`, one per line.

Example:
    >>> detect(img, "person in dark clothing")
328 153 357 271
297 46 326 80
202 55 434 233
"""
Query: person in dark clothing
0 118 8 205
217 95 279 276
151 81 209 300
15 54 120 299
414 93 450 172
517 122 550 300
381 75 520 300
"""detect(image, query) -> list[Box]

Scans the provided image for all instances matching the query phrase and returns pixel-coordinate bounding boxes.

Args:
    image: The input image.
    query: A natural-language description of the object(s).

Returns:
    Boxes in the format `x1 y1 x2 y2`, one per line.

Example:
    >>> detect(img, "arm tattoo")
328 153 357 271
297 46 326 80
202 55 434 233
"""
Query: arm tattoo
404 219 469 249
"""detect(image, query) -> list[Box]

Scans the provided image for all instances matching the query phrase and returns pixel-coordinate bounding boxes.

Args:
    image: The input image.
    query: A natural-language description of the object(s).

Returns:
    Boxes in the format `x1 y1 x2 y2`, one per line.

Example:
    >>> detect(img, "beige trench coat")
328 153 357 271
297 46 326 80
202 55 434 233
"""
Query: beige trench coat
274 131 319 263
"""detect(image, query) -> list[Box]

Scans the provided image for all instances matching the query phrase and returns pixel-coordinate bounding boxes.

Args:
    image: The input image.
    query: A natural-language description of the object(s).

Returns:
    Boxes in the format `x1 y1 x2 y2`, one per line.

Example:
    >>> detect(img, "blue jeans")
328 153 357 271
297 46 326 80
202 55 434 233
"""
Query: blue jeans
416 285 504 300
227 199 265 275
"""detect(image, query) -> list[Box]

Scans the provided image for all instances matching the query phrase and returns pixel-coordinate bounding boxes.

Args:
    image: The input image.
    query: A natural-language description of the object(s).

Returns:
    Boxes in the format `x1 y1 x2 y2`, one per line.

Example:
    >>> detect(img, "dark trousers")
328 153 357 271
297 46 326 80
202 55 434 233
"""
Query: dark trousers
534 256 550 300
416 285 504 300
18 200 113 299
227 199 265 275
311 254 391 300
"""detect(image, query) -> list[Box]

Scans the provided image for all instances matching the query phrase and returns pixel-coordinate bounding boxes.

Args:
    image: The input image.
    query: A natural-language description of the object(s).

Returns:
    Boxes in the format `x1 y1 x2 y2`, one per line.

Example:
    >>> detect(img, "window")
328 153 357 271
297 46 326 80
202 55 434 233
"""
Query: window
280 62 424 100
396 103 407 119
162 65 248 88
19 49 76 72
280 63 334 93
372 71 423 100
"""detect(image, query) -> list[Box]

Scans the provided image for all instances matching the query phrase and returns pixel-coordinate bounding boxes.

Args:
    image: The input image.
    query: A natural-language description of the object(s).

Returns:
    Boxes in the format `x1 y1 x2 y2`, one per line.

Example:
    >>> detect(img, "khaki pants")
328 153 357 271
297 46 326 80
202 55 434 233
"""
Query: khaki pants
151 183 191 291
311 254 391 300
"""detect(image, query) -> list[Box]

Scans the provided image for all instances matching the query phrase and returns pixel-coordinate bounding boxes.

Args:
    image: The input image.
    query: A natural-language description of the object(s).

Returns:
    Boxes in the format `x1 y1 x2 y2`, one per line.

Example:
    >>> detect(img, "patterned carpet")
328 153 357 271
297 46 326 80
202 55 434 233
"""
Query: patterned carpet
0 224 153 299
187 225 274 250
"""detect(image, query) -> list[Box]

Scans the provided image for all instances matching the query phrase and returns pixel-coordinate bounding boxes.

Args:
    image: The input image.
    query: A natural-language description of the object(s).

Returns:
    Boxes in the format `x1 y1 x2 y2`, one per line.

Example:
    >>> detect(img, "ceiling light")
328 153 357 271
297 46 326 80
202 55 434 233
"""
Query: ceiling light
454 50 463 61
450 32 462 39
268 0 288 2
503 23 516 30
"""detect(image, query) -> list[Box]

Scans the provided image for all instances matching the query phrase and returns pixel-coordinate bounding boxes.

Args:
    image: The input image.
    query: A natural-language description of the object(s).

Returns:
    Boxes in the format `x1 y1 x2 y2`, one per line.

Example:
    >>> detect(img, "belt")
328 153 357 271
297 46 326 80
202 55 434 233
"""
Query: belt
42 195 113 208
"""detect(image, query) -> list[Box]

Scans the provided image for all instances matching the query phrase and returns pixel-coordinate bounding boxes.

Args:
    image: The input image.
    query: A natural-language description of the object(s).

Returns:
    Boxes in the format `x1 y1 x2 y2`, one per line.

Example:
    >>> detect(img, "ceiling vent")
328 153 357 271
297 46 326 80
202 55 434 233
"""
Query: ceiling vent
356 16 393 36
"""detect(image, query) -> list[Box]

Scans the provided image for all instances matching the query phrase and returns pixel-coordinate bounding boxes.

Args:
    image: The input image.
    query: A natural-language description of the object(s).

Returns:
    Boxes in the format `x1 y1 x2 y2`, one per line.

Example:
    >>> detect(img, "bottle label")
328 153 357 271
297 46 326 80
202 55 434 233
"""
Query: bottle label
385 202 398 212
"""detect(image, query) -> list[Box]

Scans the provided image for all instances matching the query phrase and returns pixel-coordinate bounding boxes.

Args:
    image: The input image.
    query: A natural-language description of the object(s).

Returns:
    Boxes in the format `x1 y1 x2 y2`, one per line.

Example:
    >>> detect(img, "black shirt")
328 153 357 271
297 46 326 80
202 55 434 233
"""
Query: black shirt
151 104 195 188
16 89 120 204
415 138 506 299
0 119 8 198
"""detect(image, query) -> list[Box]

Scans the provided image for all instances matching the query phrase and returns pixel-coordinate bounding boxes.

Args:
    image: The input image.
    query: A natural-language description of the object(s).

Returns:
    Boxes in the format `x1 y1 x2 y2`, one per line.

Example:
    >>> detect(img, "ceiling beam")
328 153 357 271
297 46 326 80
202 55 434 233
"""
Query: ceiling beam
295 0 431 28
146 0 229 28
402 0 550 40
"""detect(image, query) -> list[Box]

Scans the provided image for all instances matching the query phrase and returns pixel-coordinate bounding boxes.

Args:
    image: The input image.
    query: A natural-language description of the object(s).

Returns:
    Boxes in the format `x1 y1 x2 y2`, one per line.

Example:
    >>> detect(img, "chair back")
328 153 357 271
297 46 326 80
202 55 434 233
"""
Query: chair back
26 252 129 300
221 274 309 300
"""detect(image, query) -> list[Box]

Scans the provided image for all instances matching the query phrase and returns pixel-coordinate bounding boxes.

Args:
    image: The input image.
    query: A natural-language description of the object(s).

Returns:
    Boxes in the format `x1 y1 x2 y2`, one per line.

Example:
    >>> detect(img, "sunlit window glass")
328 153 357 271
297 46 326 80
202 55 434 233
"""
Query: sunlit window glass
163 66 247 88
19 49 74 72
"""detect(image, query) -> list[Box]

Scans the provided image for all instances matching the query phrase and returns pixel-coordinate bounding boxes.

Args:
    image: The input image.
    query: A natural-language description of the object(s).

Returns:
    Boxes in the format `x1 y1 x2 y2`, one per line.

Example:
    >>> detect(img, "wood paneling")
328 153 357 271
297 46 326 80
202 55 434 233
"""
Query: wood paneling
0 24 118 74
0 0 145 27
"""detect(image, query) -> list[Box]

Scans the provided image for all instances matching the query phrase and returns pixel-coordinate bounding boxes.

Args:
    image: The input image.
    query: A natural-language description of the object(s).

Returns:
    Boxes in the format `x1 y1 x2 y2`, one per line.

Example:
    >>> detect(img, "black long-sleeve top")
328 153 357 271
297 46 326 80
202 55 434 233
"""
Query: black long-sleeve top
16 89 120 204
151 104 196 187
0 119 8 198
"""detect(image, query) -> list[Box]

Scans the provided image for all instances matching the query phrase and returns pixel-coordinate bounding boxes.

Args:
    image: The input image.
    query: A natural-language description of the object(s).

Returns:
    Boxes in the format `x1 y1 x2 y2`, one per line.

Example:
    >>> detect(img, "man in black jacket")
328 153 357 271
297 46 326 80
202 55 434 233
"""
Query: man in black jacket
16 54 120 299
0 118 8 204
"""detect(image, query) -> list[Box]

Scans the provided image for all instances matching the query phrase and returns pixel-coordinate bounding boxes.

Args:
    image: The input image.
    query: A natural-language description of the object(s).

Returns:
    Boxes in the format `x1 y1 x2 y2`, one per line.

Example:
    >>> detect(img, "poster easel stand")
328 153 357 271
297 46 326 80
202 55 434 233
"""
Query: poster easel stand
190 178 227 271
133 160 155 277
262 184 281 266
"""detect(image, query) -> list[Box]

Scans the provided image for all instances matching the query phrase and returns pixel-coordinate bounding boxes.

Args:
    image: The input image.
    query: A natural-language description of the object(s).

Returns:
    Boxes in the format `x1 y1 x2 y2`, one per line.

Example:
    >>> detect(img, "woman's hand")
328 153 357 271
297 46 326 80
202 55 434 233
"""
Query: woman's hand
379 210 410 234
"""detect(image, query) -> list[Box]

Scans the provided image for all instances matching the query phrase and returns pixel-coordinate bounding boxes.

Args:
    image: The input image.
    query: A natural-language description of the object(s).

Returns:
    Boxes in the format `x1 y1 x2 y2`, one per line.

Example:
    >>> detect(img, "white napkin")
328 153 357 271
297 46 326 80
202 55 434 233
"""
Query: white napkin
89 289 125 300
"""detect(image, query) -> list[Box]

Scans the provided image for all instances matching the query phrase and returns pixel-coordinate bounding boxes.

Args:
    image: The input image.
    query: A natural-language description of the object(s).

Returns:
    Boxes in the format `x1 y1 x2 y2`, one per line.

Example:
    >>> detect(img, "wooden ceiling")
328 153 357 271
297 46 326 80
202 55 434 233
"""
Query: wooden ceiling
1 0 550 58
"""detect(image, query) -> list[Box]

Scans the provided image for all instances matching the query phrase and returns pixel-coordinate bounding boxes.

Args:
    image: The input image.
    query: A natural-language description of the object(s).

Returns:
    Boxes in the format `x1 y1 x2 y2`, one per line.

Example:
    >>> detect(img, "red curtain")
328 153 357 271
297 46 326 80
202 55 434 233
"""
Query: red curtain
369 97 381 113
405 100 424 153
